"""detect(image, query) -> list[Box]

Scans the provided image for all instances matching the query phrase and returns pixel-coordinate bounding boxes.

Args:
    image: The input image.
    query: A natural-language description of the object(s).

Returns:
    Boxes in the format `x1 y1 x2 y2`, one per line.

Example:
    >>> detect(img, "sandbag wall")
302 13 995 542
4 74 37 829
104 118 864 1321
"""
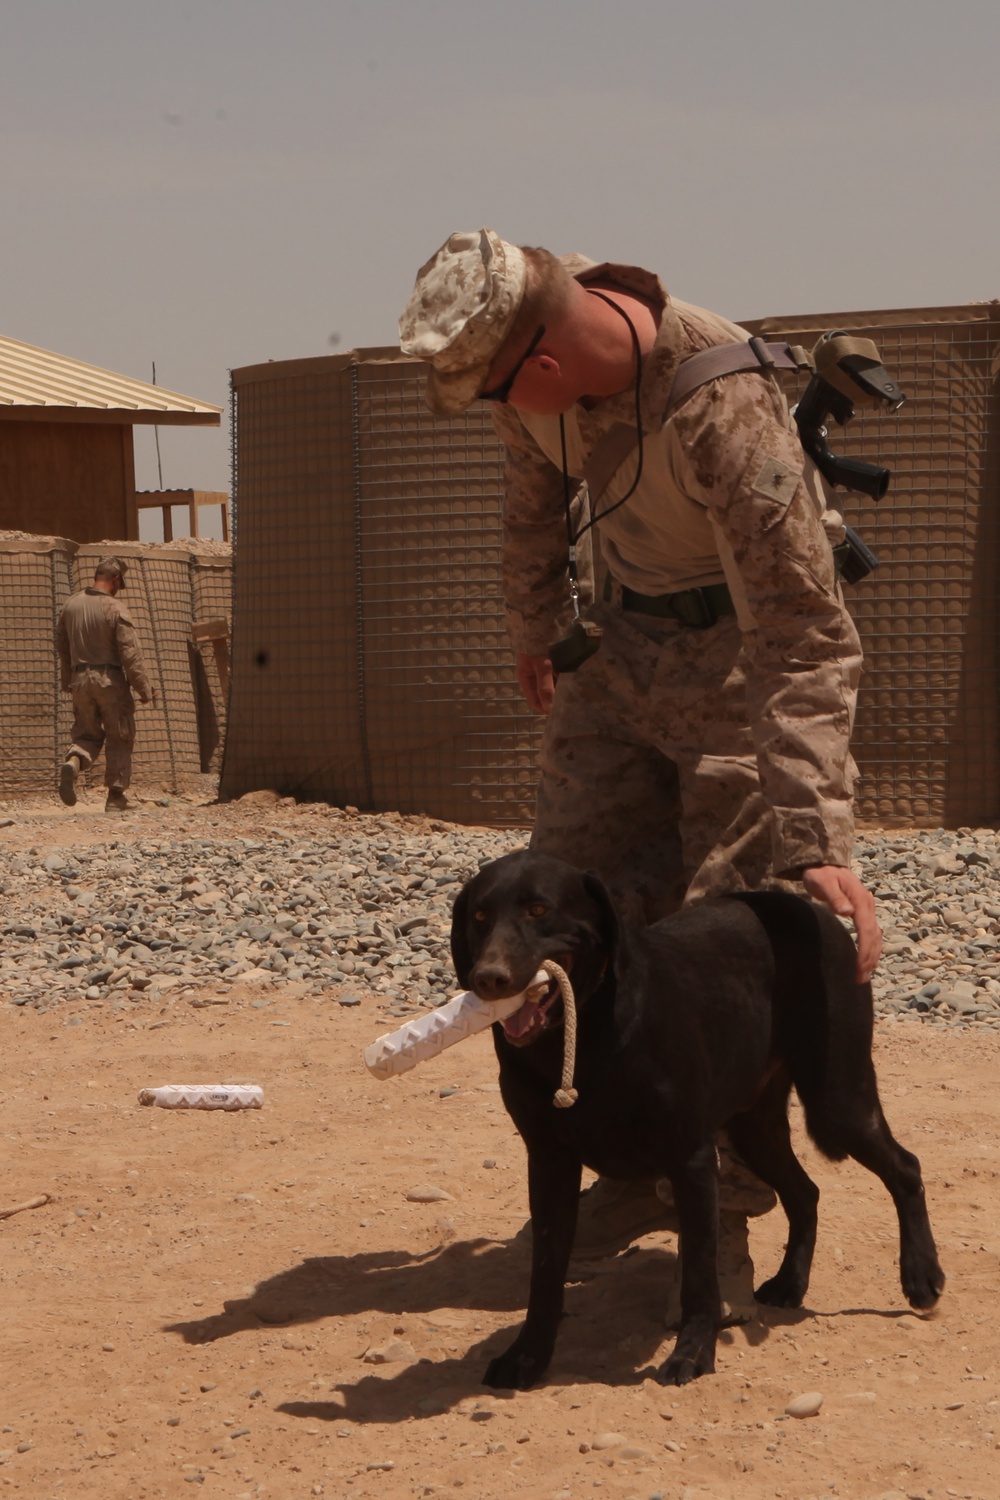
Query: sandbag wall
0 535 77 795
0 534 232 795
745 302 1000 827
221 349 541 824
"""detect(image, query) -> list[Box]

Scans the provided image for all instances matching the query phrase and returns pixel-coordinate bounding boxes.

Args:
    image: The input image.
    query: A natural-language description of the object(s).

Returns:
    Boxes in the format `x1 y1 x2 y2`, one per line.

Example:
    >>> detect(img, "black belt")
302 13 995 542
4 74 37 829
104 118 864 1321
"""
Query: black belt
74 662 123 671
603 574 735 629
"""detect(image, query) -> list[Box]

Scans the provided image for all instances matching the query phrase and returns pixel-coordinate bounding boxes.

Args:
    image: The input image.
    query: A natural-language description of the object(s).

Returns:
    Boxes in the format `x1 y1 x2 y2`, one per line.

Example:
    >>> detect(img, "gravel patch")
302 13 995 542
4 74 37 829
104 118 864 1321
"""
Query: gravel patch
0 799 521 1018
2 798 1000 1032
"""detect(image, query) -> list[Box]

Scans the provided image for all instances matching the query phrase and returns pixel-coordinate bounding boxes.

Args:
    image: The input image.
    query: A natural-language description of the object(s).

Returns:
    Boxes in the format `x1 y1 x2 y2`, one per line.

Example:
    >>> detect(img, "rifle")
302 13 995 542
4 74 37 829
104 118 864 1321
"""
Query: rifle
791 332 905 583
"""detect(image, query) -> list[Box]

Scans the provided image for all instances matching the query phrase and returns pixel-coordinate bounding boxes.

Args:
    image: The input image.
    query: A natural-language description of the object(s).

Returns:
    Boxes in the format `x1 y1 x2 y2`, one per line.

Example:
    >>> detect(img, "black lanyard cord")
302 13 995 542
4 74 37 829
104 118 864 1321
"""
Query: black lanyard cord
562 292 647 595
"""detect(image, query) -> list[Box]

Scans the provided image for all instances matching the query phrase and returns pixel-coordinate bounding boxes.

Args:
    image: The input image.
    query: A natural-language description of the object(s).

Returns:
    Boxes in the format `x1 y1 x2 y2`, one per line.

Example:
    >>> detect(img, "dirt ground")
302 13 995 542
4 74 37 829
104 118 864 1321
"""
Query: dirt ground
3 816 1000 1500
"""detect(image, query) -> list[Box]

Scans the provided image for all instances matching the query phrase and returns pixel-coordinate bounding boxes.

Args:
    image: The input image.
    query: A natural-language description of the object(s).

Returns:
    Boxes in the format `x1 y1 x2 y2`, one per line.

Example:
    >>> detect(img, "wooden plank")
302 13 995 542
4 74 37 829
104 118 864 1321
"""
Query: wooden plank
190 617 229 643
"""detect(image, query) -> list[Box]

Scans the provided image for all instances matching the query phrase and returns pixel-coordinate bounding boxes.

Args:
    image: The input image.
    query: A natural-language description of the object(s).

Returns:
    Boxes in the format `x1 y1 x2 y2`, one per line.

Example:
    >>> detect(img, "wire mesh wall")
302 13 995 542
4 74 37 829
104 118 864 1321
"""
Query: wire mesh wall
190 552 233 772
221 360 362 803
746 304 1000 826
352 361 539 823
0 536 76 794
221 352 540 823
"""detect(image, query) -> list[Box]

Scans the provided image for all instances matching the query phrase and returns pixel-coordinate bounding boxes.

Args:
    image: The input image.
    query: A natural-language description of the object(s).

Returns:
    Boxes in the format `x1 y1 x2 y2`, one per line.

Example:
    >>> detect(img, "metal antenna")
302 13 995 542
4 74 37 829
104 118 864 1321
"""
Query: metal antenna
151 361 164 489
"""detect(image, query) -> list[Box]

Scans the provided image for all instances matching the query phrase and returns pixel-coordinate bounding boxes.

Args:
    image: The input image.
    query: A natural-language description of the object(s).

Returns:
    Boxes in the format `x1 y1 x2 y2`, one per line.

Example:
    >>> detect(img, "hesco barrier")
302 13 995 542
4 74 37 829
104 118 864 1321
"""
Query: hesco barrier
0 534 77 796
745 302 1000 827
221 350 541 824
0 533 231 796
224 305 1000 829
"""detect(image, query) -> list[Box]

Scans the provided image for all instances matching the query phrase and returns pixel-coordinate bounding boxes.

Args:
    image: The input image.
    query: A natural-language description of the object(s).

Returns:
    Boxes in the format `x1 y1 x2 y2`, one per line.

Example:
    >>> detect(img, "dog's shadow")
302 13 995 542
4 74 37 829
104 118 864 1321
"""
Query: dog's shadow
163 1233 783 1423
162 1236 929 1425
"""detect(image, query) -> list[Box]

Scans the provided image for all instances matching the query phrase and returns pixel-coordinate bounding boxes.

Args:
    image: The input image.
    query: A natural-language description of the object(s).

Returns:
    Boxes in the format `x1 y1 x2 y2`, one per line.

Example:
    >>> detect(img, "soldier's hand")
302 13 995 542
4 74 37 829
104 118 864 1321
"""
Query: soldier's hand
802 865 882 984
516 653 557 714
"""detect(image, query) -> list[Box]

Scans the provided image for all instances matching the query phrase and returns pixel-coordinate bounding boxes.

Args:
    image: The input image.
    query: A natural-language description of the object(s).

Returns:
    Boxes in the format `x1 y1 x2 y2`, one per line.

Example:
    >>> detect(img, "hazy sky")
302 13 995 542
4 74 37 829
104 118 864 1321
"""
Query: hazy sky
4 0 998 493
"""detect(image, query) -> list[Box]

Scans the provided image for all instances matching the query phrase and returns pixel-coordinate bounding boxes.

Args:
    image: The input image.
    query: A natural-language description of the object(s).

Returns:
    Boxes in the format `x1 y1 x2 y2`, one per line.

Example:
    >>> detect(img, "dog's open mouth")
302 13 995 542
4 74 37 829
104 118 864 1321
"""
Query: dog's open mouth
500 960 571 1047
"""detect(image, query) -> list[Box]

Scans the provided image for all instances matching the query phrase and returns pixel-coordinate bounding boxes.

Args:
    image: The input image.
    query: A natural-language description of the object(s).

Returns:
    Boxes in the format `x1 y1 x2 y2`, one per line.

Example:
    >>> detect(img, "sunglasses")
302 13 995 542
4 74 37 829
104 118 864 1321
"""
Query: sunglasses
480 325 546 403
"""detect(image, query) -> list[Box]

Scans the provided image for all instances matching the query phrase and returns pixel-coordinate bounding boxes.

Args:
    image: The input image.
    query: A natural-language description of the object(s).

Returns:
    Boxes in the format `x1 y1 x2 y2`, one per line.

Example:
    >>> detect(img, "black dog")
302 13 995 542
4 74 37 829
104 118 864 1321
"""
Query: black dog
451 850 944 1389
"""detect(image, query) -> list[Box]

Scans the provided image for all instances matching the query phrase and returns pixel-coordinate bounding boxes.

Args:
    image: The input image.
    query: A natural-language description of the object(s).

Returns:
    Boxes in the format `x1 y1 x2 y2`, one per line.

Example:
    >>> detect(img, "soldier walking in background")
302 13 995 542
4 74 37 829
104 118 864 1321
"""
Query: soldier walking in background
57 556 155 813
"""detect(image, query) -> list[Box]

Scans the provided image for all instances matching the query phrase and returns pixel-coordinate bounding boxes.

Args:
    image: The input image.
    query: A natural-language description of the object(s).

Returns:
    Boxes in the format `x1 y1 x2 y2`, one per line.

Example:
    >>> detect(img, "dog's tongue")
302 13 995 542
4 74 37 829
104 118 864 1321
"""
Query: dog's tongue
498 972 551 1040
502 998 540 1039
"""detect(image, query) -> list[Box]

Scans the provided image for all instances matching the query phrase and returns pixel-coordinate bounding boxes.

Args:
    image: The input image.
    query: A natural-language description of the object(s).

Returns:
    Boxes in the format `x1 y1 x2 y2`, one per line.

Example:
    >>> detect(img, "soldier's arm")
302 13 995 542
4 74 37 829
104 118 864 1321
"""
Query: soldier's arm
113 608 154 702
491 405 580 659
57 612 73 691
672 371 862 881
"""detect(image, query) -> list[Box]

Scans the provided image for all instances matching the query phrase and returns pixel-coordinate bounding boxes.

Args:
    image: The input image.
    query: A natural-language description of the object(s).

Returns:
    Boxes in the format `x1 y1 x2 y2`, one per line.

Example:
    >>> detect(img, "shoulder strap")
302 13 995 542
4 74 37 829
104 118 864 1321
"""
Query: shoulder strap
665 338 807 415
577 339 808 506
579 421 645 506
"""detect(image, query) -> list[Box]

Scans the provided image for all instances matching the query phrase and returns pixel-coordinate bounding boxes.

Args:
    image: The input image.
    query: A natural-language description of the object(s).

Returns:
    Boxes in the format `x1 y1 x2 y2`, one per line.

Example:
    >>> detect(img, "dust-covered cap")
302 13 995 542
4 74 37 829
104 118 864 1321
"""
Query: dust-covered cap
95 555 128 585
398 228 527 414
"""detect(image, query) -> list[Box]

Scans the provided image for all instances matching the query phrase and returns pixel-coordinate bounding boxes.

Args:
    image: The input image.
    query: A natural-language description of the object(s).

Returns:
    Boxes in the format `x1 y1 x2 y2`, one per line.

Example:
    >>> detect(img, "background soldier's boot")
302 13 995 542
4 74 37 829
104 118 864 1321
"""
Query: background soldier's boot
568 1177 678 1262
59 755 81 807
105 788 130 813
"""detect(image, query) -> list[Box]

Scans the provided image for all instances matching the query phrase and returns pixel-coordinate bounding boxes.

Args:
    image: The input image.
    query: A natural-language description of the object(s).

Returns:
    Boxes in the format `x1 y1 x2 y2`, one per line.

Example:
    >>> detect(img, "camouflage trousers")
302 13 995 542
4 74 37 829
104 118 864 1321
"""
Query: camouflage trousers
531 597 776 926
66 669 136 791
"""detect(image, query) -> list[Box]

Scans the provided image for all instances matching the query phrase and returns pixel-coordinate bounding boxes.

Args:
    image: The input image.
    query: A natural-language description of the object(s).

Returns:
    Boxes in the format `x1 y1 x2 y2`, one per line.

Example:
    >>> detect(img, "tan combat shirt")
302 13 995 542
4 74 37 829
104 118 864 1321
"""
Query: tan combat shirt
492 257 863 876
57 589 153 700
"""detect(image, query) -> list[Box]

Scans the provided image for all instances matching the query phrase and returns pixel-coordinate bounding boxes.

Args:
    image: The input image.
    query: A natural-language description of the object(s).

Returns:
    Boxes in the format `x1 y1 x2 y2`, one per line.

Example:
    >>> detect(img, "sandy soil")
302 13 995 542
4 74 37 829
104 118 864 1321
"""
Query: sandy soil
2 816 999 1500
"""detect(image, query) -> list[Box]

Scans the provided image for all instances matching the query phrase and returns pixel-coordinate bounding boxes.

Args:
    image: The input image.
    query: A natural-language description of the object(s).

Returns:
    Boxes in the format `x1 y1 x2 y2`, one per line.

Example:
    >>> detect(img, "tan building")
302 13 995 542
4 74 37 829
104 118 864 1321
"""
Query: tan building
0 333 221 542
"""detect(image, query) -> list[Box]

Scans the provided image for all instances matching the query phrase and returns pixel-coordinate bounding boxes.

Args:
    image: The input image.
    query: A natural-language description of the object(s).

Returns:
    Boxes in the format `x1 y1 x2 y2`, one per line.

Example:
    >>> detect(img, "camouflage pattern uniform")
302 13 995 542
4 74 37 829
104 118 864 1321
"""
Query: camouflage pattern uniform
493 258 862 924
57 587 153 791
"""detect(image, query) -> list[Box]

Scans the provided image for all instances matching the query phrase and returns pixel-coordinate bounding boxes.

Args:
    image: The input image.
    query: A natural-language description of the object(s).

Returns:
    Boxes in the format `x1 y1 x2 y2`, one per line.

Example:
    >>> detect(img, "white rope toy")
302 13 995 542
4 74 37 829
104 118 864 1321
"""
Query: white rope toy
541 958 579 1109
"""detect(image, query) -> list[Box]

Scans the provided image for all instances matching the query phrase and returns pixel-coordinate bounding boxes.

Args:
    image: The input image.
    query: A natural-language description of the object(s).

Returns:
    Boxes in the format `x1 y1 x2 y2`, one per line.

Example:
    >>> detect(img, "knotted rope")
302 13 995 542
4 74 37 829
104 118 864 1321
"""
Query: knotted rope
541 958 578 1109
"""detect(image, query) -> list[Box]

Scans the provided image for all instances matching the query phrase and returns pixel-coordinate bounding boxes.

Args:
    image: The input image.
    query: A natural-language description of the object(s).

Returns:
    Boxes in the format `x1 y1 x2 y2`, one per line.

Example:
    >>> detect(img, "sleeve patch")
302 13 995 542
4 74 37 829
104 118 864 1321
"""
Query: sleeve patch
751 454 800 504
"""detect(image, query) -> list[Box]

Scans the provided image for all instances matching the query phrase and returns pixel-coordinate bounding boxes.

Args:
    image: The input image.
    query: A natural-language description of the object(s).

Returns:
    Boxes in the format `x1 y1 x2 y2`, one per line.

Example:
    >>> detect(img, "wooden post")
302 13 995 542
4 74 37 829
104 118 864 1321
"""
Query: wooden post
190 616 230 696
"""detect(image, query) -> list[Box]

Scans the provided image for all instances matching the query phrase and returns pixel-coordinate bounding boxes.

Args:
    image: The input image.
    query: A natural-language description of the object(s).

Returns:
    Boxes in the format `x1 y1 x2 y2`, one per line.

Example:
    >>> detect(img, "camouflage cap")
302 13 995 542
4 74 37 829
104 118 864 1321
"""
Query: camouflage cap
95 555 128 586
398 228 527 415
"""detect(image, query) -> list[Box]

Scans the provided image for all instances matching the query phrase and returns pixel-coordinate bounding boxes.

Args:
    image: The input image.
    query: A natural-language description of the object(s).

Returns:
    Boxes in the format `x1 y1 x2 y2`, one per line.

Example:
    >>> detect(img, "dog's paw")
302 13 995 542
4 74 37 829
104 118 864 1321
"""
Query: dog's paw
901 1252 945 1311
656 1345 715 1387
483 1344 549 1391
754 1270 807 1309
656 1325 716 1387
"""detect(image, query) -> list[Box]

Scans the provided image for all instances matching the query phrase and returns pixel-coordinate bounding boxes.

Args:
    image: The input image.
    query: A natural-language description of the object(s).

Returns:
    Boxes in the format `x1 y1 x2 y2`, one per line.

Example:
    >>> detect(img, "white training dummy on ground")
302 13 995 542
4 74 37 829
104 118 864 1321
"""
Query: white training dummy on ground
363 970 551 1081
138 1084 264 1110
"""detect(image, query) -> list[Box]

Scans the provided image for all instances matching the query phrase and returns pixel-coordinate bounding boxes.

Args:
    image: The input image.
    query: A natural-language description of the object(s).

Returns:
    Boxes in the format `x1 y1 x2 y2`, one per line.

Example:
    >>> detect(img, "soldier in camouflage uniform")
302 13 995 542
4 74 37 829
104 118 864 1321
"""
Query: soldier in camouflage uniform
57 557 155 812
399 230 881 1269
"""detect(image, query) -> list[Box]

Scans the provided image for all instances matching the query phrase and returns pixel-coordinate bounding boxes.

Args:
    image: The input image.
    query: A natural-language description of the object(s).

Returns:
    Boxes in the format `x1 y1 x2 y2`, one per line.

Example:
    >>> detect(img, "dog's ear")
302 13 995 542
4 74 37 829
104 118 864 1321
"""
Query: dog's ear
582 871 621 977
450 883 475 990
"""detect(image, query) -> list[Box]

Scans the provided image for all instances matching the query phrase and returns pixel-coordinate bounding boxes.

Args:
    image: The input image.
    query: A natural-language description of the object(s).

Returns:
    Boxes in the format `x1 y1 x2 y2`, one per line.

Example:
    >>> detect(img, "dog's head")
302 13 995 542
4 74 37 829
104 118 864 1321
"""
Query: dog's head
450 850 619 1047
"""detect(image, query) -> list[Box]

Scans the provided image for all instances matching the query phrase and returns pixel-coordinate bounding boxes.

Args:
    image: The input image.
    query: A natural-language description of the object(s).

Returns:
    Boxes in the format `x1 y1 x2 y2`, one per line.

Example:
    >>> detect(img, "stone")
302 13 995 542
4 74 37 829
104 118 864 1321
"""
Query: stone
406 1185 454 1203
785 1391 823 1418
591 1432 626 1450
362 1341 415 1365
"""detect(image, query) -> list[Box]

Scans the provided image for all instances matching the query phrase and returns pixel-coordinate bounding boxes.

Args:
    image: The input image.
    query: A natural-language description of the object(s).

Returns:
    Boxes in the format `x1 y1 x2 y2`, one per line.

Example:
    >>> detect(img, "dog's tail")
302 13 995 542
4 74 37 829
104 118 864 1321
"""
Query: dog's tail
730 890 876 1163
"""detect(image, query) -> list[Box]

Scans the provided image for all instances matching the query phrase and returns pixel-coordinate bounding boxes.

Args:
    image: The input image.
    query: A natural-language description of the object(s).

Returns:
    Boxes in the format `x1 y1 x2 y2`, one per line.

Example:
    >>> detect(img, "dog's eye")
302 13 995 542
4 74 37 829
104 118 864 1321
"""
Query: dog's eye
473 909 488 923
528 903 548 919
